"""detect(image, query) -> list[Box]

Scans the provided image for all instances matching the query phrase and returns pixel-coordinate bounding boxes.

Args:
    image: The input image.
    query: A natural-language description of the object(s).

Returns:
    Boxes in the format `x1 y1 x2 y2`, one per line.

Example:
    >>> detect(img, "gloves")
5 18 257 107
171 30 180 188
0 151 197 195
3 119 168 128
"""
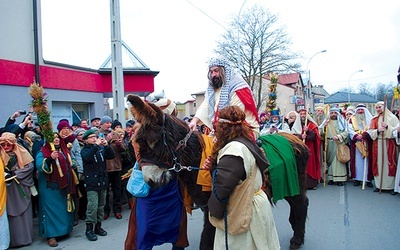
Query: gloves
5 170 16 185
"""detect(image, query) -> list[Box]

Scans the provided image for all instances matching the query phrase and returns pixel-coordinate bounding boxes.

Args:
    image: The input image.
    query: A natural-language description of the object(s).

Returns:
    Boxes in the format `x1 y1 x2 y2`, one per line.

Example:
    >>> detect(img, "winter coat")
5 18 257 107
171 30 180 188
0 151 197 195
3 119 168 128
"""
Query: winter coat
81 143 115 191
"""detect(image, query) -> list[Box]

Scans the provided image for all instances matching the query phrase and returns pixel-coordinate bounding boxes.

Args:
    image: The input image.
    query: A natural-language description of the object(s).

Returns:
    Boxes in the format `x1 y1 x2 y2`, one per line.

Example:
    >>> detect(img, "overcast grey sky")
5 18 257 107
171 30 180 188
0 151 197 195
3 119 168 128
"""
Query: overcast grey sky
41 0 400 102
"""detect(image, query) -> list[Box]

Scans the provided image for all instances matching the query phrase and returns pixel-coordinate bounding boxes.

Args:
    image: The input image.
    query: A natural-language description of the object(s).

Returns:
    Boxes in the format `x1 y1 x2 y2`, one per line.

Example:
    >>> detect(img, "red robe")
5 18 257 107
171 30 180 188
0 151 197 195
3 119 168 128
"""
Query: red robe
302 121 321 186
368 116 397 176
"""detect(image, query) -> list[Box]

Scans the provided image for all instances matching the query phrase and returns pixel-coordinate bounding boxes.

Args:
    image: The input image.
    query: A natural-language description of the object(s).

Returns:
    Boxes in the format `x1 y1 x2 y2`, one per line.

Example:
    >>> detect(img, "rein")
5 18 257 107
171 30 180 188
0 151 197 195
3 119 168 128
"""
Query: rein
162 114 203 172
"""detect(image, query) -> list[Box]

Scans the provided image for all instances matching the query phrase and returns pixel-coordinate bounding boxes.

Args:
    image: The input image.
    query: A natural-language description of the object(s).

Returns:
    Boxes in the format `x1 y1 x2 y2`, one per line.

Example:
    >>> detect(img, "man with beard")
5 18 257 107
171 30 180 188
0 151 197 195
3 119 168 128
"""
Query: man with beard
298 109 322 189
260 110 290 135
314 105 326 126
188 58 259 137
319 108 349 186
348 104 373 187
365 101 398 193
187 58 259 249
314 104 326 182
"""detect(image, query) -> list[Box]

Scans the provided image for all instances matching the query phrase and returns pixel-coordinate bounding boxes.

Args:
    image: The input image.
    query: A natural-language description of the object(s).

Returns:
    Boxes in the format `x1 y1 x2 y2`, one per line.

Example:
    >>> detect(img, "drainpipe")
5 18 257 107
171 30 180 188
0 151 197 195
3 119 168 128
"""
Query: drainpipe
33 0 40 84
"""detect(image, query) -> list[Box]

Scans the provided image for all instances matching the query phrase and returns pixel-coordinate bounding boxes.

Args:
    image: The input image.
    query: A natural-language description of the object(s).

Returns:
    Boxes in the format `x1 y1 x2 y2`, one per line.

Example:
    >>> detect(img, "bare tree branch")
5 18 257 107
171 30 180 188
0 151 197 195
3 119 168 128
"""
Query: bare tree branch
214 4 301 109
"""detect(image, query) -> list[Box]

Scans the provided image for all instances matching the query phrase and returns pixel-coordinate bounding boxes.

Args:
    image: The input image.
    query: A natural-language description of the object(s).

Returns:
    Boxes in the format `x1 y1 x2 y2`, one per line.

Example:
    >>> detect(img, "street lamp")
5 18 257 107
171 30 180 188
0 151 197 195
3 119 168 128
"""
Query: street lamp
305 49 327 111
347 69 363 104
306 49 327 83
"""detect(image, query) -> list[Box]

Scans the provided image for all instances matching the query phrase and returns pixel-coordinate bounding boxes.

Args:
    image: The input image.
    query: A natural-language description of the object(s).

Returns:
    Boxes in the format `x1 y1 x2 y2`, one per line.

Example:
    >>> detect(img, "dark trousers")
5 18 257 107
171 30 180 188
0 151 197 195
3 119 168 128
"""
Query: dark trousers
285 194 309 244
200 205 216 250
120 176 132 203
78 180 87 218
104 171 122 215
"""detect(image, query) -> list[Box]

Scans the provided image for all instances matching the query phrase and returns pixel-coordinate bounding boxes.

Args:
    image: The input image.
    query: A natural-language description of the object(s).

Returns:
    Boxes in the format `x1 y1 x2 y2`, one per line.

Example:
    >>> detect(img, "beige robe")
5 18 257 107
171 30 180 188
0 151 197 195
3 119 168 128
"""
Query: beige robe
213 142 280 250
368 115 397 190
325 120 348 182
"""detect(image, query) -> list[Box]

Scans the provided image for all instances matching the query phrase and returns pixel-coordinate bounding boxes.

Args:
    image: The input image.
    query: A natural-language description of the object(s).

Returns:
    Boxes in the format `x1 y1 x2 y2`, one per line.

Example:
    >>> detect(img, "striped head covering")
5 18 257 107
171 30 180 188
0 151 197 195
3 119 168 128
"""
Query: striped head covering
206 58 250 123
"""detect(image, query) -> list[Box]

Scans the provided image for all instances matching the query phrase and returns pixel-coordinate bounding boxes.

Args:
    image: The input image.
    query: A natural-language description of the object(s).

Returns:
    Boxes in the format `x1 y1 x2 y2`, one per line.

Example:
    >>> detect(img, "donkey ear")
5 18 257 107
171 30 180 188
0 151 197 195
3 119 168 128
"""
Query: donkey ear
126 94 158 125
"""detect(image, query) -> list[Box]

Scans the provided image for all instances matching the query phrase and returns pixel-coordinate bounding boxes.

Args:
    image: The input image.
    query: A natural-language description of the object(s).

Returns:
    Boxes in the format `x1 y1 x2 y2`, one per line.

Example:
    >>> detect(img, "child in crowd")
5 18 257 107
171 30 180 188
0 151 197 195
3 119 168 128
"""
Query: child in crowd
80 129 115 241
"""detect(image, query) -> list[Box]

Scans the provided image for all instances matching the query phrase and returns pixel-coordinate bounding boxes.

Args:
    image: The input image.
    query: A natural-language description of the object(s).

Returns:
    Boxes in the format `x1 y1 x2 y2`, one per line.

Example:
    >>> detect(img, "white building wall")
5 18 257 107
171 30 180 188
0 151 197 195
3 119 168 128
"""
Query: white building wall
276 84 297 116
0 0 107 127
0 0 36 63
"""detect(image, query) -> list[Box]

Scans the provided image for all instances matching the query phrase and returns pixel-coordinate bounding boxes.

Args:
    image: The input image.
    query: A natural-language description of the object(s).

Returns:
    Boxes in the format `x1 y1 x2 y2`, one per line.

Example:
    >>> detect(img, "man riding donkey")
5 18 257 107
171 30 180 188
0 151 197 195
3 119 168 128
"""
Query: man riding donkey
188 58 309 249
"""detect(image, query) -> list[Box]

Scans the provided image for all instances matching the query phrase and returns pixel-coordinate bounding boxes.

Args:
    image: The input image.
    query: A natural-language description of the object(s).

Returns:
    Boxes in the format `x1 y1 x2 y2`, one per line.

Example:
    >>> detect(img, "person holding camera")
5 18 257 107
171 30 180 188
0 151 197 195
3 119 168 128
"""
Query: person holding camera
1 110 33 139
98 116 123 220
80 129 115 241
260 109 290 136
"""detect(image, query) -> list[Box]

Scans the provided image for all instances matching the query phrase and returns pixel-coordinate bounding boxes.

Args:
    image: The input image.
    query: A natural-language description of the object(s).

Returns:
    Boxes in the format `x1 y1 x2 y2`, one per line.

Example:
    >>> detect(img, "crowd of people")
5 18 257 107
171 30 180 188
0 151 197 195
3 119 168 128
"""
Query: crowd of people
0 110 140 248
1 56 399 250
260 102 400 195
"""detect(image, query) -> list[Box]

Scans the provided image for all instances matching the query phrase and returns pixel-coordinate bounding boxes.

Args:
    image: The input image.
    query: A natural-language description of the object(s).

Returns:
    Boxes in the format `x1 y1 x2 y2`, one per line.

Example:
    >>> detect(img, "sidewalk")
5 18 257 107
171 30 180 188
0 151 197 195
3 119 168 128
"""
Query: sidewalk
20 204 203 250
21 205 131 250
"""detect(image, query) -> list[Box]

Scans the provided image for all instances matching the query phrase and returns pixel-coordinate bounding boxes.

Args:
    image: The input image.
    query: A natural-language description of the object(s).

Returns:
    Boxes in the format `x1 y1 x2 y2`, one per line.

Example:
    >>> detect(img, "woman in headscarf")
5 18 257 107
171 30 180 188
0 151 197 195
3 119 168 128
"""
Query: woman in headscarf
35 133 77 247
207 105 280 249
0 132 34 248
57 120 82 226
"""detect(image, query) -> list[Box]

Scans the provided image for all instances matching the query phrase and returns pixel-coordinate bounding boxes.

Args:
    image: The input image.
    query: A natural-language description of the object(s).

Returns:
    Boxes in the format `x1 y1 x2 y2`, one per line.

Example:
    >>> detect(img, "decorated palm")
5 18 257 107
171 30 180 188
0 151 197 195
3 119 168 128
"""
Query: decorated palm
267 72 279 113
28 82 63 177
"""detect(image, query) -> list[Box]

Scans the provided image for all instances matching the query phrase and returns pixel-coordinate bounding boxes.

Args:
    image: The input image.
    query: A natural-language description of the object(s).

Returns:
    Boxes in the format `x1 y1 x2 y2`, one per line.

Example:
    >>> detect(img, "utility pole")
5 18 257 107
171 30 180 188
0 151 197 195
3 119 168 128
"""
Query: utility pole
109 0 126 125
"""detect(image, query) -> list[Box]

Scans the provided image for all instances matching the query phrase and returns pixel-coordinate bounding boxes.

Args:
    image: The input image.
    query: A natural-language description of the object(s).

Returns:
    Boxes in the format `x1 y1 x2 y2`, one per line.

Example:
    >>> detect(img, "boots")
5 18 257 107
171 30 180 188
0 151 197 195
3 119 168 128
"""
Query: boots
85 223 98 241
94 222 107 236
73 212 79 226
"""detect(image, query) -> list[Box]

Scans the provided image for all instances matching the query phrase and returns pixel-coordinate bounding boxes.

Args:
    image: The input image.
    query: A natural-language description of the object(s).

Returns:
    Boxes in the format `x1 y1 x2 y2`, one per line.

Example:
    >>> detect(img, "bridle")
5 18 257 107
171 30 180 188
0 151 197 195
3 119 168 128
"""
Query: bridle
161 114 201 172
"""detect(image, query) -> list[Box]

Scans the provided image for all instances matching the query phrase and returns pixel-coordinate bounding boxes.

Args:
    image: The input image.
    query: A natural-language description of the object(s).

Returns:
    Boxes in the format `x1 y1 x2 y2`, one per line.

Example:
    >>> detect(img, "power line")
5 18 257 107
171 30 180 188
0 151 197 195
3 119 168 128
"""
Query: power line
184 0 228 31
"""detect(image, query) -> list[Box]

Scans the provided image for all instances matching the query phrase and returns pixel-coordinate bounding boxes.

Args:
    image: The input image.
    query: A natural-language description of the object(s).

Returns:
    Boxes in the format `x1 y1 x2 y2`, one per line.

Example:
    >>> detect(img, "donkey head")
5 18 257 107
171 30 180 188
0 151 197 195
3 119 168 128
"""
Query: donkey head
126 94 203 172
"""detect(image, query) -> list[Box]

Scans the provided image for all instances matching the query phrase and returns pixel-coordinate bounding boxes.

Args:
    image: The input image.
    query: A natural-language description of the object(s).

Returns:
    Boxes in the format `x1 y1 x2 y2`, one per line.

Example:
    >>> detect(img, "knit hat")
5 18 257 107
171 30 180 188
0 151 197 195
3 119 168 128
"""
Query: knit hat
59 118 69 123
100 115 112 124
57 120 72 132
82 129 96 140
74 128 86 136
111 119 122 129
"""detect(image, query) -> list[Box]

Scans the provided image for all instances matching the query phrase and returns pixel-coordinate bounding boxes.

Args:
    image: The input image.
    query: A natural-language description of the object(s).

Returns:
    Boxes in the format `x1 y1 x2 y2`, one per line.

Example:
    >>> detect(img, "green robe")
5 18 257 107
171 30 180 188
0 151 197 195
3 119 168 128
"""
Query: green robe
258 134 299 202
36 151 74 238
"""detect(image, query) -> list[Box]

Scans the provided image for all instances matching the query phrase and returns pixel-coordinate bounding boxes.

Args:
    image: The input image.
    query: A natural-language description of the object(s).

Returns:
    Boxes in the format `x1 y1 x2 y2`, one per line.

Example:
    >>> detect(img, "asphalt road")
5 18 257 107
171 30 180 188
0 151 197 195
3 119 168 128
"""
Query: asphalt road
22 180 400 250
